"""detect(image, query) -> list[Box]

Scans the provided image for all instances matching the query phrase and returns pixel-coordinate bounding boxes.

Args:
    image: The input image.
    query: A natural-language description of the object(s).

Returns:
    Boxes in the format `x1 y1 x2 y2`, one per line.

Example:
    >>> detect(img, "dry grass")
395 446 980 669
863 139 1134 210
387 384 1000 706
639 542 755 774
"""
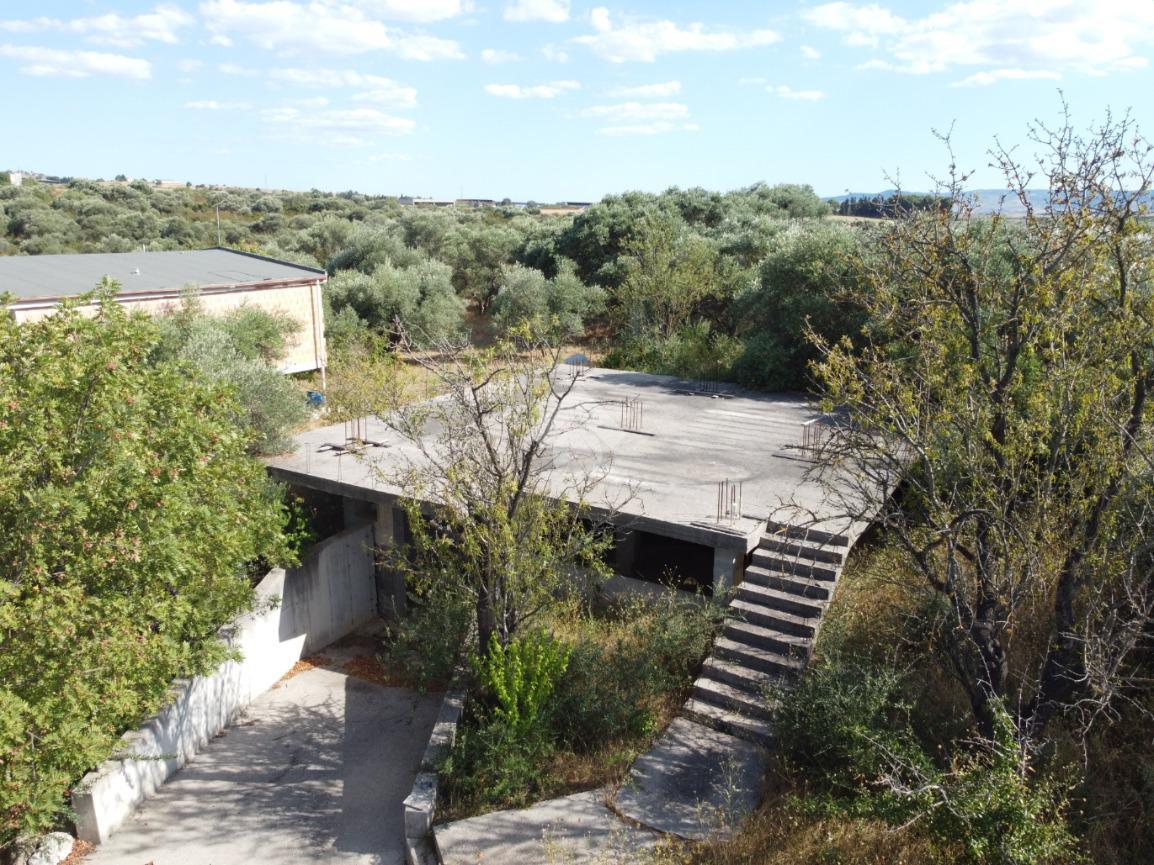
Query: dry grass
60 839 95 865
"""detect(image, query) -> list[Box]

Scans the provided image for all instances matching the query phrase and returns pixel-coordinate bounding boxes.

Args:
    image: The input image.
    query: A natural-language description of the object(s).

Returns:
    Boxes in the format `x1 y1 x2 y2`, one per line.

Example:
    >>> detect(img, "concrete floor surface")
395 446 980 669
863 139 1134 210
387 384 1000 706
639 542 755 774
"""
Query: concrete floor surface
86 663 442 865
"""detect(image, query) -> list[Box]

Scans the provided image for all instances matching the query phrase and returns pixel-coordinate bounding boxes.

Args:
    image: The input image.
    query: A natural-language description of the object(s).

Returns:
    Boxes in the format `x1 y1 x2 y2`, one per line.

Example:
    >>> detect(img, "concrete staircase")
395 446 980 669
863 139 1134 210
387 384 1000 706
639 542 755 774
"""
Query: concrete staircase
682 520 849 747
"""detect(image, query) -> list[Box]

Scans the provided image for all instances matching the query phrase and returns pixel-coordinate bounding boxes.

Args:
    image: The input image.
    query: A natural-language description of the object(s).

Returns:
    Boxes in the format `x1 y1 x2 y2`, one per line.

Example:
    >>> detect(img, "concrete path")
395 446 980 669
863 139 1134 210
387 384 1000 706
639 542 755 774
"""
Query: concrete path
436 790 661 865
87 664 442 865
613 717 767 840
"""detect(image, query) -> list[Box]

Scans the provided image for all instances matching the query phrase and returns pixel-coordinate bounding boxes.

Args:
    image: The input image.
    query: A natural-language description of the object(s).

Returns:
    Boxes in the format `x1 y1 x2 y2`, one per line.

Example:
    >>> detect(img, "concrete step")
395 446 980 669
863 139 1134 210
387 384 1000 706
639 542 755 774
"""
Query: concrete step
729 599 817 637
758 534 846 565
691 676 774 721
750 551 840 582
736 582 825 619
743 565 832 601
764 519 849 548
702 654 799 694
682 698 775 748
713 635 808 677
723 619 813 656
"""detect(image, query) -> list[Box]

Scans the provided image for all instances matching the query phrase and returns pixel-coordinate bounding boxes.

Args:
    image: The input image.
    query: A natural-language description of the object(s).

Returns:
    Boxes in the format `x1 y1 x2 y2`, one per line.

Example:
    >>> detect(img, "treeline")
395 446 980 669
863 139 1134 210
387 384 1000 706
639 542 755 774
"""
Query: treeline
834 192 951 218
1 177 861 391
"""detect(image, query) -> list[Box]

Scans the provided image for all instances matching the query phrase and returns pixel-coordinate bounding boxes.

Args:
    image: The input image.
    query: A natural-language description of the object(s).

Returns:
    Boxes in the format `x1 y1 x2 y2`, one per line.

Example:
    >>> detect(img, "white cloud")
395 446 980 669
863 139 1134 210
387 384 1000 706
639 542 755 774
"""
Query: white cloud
504 0 570 23
609 80 680 97
579 99 698 134
0 5 193 48
484 80 580 98
178 58 203 72
269 67 418 106
0 44 151 79
481 48 520 64
599 121 699 136
579 101 689 121
262 105 416 147
354 0 470 22
218 61 261 76
200 0 465 60
574 7 780 62
541 43 570 63
185 99 252 109
804 0 1154 77
801 44 821 60
767 83 825 100
951 67 1062 86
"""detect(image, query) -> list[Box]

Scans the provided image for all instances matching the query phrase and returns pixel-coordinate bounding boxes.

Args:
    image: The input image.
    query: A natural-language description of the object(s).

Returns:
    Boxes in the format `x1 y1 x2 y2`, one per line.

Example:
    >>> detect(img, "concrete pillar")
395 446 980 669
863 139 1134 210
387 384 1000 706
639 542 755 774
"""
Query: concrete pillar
712 546 740 598
375 503 406 618
342 495 373 528
614 528 639 578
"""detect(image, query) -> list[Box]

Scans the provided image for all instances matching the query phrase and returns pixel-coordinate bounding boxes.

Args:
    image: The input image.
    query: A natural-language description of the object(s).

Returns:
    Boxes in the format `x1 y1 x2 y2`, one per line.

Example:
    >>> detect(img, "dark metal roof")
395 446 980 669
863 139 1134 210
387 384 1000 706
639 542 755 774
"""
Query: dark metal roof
0 247 326 301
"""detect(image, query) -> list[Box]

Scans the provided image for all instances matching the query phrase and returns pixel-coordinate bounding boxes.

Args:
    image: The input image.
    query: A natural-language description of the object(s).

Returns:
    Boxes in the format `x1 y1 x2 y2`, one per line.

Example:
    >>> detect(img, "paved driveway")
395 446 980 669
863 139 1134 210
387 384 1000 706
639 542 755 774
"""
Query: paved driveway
88 660 442 865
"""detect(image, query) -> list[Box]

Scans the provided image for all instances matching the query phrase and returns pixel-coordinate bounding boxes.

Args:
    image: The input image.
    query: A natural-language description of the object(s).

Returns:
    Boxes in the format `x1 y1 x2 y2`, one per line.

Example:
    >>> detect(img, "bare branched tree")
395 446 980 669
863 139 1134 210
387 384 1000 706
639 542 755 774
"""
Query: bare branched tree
374 326 615 653
810 102 1154 743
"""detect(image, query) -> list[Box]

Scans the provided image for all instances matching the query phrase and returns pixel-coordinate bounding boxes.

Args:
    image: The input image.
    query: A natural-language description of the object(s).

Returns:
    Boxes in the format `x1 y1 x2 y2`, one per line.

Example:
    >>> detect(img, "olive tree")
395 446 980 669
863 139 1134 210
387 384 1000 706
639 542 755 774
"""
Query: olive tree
812 108 1154 743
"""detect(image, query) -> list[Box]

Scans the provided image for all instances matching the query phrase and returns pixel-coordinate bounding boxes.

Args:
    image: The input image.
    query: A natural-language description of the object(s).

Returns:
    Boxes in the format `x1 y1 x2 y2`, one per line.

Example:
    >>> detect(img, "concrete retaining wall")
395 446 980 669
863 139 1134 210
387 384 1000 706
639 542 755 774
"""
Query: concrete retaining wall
72 522 377 845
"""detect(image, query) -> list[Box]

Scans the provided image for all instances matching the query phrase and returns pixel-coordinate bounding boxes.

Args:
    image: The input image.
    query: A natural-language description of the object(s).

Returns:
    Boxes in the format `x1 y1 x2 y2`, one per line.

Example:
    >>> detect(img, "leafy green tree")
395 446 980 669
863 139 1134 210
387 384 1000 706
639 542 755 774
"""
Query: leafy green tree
325 258 465 346
153 295 309 454
613 214 721 341
490 260 604 339
446 223 521 312
731 221 867 390
0 291 290 846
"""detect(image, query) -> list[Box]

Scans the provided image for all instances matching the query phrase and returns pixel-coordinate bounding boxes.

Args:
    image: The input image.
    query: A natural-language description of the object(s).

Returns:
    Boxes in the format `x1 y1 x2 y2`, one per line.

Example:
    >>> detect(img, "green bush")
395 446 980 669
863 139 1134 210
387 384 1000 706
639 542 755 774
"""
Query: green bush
603 321 743 383
474 630 571 739
552 596 721 750
443 630 570 808
490 259 605 339
778 654 1080 865
440 596 722 816
378 593 470 691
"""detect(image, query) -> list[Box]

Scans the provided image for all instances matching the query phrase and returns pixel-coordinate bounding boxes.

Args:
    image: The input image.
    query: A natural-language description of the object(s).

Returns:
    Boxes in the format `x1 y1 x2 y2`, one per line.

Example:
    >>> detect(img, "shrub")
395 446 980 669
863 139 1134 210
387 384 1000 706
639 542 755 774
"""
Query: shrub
443 630 570 808
473 630 571 740
603 321 743 383
552 596 722 750
325 259 465 345
378 592 470 691
778 654 1080 865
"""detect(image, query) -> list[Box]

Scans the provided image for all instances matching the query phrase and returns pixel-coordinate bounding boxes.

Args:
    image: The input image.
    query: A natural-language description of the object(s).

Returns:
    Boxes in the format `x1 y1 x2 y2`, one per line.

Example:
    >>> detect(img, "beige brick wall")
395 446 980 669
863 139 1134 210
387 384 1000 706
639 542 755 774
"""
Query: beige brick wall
11 280 327 374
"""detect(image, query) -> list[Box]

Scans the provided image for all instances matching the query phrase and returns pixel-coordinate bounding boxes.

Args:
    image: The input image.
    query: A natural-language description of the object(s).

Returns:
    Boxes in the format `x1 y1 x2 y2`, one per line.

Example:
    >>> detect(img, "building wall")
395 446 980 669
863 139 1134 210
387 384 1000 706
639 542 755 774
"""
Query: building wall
10 280 327 374
71 521 376 845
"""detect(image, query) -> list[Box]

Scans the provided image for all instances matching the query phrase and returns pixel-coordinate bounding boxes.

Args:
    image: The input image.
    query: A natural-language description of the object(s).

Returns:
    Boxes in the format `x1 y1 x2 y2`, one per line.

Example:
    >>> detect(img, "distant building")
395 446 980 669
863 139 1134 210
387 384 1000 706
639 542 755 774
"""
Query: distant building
454 198 497 209
7 171 24 188
1 247 328 376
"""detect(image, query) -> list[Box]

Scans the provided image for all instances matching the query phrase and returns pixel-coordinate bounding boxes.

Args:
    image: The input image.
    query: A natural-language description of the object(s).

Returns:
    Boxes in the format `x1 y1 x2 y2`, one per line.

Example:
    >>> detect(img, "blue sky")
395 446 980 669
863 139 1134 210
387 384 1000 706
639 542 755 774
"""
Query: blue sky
3 1 1153 200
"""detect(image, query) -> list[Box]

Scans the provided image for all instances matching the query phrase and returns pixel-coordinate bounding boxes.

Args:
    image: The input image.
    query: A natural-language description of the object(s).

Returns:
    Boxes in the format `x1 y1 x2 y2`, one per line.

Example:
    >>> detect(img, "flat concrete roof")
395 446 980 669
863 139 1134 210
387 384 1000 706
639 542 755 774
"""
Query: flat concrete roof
0 247 325 300
268 368 872 550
